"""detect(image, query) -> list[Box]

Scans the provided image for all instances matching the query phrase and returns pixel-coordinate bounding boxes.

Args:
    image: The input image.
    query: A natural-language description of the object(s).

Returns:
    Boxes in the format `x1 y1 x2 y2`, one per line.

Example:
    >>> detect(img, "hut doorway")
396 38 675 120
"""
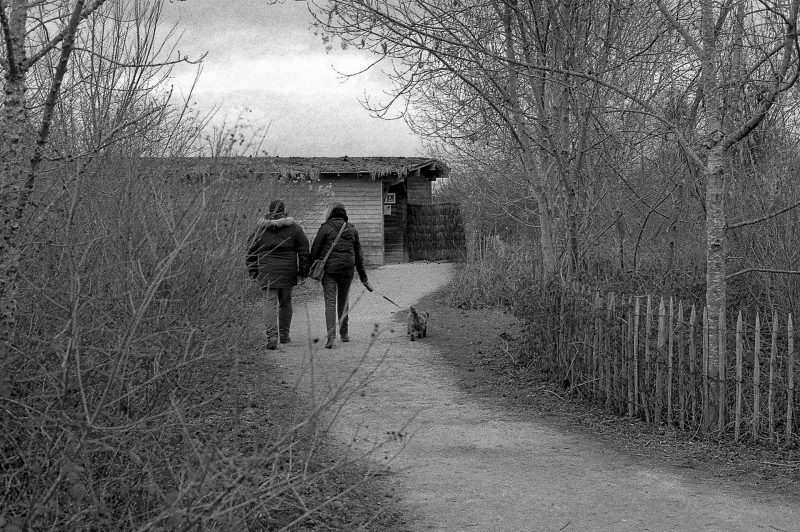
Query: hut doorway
382 182 407 263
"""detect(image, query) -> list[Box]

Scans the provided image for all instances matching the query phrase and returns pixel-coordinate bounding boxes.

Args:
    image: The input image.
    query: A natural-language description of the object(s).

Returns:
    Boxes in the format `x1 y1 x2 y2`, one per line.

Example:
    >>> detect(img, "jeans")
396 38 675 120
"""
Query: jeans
264 287 293 341
322 274 352 340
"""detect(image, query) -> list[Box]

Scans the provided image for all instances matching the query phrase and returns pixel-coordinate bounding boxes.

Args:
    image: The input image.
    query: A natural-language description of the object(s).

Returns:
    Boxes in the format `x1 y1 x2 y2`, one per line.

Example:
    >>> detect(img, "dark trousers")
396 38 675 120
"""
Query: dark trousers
264 287 293 341
322 274 352 340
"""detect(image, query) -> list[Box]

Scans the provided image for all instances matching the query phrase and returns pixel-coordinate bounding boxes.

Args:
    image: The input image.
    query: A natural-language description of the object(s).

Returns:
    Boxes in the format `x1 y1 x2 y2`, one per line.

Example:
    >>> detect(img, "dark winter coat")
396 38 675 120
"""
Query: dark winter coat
310 217 368 282
246 216 310 289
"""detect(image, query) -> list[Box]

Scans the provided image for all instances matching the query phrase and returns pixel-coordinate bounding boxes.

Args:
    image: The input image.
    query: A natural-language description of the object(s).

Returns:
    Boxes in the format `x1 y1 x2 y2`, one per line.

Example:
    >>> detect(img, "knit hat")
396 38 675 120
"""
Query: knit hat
266 199 286 220
327 202 348 222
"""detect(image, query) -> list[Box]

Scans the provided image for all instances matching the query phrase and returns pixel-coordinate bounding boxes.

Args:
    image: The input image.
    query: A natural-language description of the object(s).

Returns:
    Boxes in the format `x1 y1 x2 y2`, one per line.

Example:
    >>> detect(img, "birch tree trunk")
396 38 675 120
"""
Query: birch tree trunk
704 147 727 427
699 0 725 428
0 0 30 351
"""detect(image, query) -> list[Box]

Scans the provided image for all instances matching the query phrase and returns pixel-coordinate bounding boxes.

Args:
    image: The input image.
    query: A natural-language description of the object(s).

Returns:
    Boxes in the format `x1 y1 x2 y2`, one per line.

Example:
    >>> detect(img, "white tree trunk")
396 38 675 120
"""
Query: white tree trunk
704 146 727 428
700 0 724 429
0 1 30 351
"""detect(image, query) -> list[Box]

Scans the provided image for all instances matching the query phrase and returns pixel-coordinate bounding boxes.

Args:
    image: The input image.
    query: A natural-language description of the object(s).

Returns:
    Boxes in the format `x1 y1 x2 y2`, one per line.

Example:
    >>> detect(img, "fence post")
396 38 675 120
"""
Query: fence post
703 307 710 432
677 300 686 430
615 295 622 413
633 296 641 417
583 319 590 396
769 310 778 444
616 294 626 413
582 286 591 389
735 310 743 441
627 297 635 418
753 313 761 442
787 314 794 445
656 298 666 424
593 291 602 400
689 304 698 428
559 289 567 377
668 297 675 426
571 285 579 391
643 296 653 423
718 307 726 435
605 293 614 409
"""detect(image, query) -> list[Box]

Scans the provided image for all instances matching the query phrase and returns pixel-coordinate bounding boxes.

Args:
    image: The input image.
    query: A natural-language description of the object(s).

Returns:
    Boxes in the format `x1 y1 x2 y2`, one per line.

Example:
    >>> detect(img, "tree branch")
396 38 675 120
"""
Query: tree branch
16 0 85 219
726 197 800 231
655 0 703 56
46 104 165 163
0 0 15 73
721 0 800 149
71 46 206 68
23 0 111 69
727 268 800 280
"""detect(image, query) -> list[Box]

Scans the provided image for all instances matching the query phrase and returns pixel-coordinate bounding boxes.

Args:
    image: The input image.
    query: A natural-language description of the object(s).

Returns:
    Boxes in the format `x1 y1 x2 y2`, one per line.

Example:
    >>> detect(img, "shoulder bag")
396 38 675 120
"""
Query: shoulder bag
308 222 346 281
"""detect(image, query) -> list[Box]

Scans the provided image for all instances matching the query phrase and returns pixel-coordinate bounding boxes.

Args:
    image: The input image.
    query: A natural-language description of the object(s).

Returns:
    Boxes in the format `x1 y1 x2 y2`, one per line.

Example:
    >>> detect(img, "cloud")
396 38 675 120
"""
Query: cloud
189 89 422 157
160 0 420 156
173 53 382 98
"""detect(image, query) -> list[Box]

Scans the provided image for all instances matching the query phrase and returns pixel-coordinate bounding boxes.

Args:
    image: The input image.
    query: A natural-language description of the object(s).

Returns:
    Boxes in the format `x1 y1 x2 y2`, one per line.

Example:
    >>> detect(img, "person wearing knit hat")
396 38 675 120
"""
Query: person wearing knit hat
246 199 310 350
310 202 372 348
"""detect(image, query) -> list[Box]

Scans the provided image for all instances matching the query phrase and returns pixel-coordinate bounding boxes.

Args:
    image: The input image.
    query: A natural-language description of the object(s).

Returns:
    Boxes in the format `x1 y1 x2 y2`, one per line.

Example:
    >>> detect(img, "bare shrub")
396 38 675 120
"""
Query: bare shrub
0 158 369 530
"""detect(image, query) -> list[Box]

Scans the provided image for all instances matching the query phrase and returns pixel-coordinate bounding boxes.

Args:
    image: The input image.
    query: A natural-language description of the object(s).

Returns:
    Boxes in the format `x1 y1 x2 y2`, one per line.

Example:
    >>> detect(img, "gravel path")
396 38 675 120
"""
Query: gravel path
267 262 799 531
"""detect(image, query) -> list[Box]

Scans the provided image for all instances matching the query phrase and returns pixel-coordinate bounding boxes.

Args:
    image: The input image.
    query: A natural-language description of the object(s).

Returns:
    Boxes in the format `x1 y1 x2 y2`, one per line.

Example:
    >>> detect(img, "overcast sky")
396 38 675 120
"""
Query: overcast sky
161 0 424 157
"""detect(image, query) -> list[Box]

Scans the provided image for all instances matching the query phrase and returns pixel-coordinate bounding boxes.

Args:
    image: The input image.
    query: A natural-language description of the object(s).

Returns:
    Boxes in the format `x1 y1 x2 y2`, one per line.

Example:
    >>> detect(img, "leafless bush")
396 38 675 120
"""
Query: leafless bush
0 157 370 530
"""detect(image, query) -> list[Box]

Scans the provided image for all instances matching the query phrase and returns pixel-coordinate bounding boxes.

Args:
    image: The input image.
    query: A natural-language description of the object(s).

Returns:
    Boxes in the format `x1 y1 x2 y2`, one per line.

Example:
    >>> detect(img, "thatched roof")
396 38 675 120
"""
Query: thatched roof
147 156 449 181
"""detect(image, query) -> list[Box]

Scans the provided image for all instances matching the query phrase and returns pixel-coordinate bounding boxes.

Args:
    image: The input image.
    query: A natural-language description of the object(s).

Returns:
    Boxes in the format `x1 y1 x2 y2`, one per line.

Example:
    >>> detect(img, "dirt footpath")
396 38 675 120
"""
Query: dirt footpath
269 263 799 531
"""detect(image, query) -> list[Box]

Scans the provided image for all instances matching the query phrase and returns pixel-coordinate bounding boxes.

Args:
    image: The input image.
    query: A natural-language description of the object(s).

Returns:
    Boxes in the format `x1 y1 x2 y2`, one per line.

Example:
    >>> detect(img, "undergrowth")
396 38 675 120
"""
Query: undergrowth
0 159 391 530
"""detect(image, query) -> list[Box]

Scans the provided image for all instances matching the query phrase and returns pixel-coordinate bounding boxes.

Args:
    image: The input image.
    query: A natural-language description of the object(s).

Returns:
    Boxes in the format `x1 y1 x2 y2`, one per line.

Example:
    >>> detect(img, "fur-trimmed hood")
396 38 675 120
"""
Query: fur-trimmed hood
246 214 311 288
256 216 297 230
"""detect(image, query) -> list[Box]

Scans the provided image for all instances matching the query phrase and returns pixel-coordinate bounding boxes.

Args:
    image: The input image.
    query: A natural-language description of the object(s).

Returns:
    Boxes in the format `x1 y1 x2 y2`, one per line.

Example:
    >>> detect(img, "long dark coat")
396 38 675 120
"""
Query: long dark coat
246 216 310 289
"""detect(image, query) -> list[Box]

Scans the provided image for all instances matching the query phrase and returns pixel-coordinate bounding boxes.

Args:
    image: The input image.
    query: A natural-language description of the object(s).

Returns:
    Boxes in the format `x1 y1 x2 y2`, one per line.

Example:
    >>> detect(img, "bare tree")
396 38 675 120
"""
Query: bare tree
0 0 198 352
655 0 800 429
1 0 106 350
312 0 676 279
316 0 800 426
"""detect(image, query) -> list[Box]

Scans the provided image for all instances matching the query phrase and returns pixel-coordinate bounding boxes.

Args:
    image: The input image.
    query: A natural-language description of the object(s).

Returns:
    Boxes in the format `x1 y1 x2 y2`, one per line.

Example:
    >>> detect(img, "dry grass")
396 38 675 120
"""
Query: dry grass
0 159 399 530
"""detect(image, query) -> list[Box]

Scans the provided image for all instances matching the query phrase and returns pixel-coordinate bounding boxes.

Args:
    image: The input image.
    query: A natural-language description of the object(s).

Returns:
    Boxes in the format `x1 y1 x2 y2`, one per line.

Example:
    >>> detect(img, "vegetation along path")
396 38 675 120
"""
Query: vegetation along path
265 263 799 531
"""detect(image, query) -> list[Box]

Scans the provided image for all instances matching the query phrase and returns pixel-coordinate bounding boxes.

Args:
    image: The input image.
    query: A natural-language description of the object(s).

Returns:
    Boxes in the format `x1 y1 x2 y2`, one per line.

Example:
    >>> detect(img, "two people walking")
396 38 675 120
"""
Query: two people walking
246 200 371 350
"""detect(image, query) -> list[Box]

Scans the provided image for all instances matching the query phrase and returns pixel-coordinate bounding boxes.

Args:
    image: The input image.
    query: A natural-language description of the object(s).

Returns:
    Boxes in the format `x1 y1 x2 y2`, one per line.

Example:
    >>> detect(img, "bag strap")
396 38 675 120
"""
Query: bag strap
322 222 346 263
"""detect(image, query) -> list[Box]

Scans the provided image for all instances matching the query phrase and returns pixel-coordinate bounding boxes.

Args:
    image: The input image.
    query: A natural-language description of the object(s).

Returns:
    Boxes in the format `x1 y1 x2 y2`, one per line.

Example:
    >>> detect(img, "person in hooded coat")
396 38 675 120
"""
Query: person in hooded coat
310 202 371 348
246 200 310 349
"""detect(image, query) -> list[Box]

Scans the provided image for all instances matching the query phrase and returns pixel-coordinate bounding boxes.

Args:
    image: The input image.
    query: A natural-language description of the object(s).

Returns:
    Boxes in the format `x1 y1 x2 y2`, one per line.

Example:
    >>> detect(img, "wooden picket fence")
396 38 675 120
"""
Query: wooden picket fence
548 286 798 444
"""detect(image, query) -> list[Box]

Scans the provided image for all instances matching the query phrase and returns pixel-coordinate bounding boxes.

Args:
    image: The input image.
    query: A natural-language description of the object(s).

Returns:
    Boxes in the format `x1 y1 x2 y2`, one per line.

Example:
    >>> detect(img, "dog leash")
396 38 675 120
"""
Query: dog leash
365 285 404 309
379 293 403 309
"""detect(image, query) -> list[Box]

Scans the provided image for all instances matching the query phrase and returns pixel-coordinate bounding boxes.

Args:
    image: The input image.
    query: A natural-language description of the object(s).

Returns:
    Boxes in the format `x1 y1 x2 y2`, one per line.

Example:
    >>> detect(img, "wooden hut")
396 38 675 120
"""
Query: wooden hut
265 157 449 264
151 156 451 265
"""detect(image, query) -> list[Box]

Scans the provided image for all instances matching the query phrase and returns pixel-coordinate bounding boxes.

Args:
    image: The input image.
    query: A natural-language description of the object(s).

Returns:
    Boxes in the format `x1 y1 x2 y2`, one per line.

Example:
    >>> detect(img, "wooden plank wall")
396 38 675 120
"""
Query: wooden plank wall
293 173 431 265
308 178 384 265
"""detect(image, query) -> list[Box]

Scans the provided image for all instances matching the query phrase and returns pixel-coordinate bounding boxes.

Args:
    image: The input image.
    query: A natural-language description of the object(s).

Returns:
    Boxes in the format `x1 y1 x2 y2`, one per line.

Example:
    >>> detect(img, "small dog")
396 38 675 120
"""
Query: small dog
407 306 429 341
